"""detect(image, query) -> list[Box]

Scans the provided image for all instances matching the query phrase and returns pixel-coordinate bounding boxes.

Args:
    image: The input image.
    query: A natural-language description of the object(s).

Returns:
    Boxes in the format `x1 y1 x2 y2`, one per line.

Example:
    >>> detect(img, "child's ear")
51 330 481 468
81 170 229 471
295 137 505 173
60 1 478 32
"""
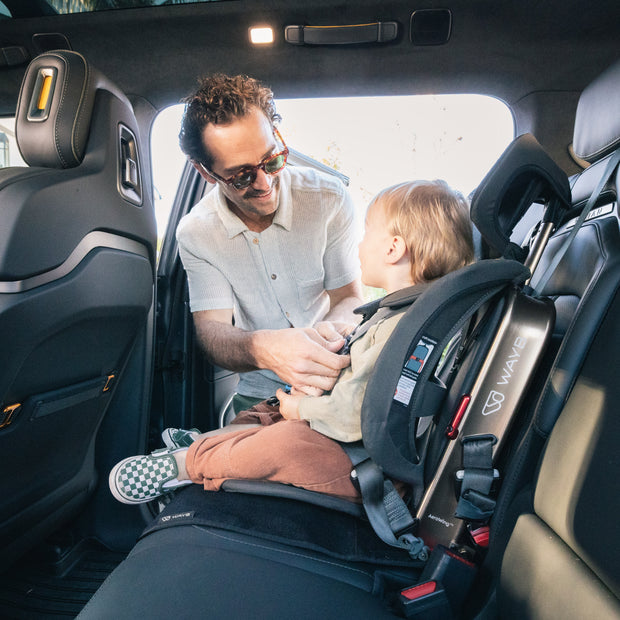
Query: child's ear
386 235 408 264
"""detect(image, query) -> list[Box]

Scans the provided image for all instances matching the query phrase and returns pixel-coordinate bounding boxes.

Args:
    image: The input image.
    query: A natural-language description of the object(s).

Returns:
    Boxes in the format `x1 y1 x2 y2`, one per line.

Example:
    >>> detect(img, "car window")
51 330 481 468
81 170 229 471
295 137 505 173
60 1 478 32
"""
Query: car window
151 94 513 249
0 118 25 167
3 1 225 17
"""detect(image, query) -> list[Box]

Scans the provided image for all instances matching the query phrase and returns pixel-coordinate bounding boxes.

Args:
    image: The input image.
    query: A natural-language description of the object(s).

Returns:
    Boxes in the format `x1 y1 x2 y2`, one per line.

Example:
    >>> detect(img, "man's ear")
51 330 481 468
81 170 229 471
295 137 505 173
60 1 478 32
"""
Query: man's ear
386 235 408 264
191 160 216 184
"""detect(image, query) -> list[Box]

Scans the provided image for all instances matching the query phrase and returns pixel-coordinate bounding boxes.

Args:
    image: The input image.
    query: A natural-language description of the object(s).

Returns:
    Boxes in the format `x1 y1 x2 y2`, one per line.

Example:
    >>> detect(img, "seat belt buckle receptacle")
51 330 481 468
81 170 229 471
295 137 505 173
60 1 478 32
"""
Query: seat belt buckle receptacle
397 544 476 618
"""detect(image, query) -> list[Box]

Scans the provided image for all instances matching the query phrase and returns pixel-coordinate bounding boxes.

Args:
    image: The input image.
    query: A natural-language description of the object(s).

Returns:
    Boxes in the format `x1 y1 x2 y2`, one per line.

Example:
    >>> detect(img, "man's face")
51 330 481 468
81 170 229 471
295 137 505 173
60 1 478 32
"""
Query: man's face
201 107 282 229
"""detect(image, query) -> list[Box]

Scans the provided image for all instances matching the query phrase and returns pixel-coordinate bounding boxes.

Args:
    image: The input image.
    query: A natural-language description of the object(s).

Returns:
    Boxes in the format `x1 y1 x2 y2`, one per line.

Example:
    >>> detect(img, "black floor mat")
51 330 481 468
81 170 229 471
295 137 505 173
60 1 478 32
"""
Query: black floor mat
0 539 125 619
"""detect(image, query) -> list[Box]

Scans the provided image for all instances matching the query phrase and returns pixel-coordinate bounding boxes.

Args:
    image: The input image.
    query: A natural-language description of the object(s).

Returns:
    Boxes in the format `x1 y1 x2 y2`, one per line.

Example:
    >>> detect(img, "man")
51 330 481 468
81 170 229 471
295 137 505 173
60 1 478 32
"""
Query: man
177 74 363 412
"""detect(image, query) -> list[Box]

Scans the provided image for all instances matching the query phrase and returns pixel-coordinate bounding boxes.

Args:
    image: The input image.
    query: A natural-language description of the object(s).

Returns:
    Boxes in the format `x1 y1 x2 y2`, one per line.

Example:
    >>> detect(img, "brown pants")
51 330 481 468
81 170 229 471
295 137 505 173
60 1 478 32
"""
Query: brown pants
184 404 360 502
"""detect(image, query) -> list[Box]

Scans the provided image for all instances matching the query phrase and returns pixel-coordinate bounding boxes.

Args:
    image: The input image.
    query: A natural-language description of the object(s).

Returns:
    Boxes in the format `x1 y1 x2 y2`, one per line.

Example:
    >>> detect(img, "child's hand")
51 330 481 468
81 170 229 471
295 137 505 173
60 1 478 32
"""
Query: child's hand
276 388 304 420
291 385 323 397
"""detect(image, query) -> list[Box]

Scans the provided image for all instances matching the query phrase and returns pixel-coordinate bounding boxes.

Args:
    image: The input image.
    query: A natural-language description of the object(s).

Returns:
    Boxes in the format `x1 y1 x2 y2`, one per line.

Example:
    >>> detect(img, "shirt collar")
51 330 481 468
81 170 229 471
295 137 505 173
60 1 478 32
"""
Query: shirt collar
213 167 293 238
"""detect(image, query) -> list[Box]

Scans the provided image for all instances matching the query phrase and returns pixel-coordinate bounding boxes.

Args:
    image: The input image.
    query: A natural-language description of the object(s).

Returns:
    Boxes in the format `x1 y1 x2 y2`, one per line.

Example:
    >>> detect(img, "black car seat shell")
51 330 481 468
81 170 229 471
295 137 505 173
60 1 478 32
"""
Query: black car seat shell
0 50 156 570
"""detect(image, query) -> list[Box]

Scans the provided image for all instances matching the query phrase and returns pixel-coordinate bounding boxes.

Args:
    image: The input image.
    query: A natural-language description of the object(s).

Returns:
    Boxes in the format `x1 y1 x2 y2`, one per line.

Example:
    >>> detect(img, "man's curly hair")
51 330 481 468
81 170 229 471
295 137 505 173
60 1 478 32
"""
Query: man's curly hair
179 74 281 168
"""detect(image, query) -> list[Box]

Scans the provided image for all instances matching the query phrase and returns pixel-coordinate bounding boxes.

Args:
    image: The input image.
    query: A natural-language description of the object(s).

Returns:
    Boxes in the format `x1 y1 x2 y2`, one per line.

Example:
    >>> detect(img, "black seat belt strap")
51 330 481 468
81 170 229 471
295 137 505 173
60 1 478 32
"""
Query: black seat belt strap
454 434 498 522
343 443 428 561
529 148 620 296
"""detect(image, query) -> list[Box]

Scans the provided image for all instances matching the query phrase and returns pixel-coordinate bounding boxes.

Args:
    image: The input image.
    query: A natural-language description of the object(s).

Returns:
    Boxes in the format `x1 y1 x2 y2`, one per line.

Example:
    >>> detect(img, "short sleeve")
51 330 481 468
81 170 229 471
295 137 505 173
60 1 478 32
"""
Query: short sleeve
177 231 234 313
323 185 361 291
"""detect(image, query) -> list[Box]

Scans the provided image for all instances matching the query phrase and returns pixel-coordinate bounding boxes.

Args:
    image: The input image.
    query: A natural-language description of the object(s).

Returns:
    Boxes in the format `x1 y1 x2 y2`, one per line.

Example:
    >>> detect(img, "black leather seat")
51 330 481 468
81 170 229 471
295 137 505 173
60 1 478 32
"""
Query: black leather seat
0 50 156 570
482 58 620 619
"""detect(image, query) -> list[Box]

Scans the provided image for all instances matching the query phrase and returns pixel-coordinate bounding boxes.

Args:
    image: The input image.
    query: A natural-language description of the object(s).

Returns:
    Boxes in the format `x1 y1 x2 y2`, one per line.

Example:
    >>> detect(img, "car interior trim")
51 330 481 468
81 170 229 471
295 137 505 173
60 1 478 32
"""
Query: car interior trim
0 231 150 293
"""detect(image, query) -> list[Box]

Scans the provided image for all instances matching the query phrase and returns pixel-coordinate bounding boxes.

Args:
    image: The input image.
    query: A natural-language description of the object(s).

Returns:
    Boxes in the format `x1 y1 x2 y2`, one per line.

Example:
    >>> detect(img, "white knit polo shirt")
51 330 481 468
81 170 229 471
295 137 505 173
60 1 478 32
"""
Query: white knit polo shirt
176 166 361 398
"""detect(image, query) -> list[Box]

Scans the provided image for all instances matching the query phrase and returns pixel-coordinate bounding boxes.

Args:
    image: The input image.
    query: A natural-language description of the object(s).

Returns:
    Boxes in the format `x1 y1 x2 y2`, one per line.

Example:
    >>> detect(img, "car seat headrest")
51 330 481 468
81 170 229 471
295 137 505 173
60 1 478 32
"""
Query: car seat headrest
573 58 620 163
470 133 571 260
15 49 130 169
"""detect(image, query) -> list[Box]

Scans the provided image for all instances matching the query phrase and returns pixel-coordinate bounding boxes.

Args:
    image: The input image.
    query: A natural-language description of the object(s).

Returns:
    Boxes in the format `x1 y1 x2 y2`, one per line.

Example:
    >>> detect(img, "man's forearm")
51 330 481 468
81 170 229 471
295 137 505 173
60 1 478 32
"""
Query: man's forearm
323 280 365 325
193 317 350 391
323 294 364 324
194 319 259 372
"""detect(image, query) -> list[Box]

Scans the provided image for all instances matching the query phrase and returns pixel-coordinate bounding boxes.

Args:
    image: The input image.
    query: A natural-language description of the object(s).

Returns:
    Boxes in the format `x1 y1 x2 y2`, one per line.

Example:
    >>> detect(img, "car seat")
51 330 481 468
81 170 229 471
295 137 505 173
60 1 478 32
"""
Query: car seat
0 50 156 570
76 155 554 620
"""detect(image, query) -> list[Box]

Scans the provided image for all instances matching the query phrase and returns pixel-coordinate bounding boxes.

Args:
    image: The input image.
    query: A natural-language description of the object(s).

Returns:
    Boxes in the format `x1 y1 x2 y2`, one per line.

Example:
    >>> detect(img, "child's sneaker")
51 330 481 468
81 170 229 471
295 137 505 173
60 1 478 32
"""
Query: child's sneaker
109 447 191 505
161 427 200 449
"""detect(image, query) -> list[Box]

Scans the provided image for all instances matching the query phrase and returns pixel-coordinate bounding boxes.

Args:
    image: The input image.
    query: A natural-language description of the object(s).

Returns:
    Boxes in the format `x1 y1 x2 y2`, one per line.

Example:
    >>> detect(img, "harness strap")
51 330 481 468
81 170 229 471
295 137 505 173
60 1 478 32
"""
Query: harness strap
454 434 498 522
343 283 429 353
343 442 428 561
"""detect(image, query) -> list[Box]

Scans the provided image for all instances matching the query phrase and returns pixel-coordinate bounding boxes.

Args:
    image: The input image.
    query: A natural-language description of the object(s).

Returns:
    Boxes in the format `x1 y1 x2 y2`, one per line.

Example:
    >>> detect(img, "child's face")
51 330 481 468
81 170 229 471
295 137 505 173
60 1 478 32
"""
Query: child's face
358 200 392 289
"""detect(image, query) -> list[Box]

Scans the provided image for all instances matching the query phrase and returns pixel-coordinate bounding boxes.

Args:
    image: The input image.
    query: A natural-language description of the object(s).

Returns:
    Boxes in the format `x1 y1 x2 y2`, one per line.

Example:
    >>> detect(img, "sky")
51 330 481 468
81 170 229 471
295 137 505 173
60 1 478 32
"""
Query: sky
151 94 514 237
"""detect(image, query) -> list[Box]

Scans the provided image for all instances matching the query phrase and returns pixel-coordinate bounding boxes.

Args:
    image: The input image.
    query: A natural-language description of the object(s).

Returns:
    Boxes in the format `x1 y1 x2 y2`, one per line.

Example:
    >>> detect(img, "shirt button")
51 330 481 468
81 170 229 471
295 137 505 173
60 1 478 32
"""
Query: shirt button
253 238 259 245
271 274 277 280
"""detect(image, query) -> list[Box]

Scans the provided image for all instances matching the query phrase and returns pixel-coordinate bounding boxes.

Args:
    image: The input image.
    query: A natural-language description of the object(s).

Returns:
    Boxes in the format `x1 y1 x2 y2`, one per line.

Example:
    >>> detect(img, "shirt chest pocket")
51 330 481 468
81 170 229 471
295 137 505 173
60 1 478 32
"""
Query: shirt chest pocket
296 275 326 311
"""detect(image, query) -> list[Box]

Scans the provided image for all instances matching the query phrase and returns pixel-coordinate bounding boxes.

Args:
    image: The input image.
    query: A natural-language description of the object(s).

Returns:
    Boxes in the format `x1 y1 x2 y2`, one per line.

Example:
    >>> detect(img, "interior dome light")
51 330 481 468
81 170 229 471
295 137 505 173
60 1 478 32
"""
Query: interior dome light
249 27 274 44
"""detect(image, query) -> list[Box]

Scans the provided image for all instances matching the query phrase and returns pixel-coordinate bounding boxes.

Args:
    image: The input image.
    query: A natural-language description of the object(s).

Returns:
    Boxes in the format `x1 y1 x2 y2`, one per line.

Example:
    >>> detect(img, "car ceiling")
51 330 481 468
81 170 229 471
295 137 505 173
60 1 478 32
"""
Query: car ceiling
0 0 618 169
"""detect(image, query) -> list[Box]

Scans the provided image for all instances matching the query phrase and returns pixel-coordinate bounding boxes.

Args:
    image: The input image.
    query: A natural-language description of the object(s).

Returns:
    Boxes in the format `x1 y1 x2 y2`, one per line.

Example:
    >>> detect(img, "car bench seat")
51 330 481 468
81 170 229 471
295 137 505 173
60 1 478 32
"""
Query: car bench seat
0 50 156 571
80 60 620 619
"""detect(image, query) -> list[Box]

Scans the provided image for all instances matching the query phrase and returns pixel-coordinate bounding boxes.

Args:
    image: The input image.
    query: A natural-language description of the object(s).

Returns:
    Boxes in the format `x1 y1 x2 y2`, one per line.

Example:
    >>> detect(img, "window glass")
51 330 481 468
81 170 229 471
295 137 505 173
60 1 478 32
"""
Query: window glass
39 1 223 16
0 118 25 167
152 94 514 254
277 95 513 210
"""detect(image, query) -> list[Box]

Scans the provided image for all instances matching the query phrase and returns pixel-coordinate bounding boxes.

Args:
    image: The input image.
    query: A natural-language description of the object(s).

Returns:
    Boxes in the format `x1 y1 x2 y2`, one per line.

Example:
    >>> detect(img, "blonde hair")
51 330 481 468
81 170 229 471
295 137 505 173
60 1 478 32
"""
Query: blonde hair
371 180 474 284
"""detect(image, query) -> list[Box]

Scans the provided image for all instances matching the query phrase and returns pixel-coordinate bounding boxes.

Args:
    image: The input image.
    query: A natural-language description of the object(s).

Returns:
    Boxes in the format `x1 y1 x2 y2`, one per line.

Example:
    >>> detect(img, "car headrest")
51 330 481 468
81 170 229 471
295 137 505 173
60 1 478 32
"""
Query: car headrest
470 133 571 259
573 58 620 163
15 50 130 169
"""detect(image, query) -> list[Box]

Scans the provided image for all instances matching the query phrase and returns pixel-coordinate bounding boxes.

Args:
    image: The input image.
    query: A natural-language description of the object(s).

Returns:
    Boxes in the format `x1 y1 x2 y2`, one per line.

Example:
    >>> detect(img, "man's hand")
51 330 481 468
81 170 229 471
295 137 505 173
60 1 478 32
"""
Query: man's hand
314 320 356 342
192 310 351 394
253 327 351 394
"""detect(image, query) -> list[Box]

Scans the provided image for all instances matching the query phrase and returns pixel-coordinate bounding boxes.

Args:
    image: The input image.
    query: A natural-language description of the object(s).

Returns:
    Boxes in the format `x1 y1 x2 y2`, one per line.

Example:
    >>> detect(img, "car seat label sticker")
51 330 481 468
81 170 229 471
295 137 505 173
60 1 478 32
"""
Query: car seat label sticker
393 336 437 406
158 510 195 524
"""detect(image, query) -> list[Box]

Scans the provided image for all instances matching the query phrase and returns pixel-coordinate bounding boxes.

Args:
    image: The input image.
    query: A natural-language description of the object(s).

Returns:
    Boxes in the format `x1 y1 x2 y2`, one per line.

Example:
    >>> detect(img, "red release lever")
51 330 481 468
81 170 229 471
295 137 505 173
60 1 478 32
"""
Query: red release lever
401 581 437 600
445 394 471 439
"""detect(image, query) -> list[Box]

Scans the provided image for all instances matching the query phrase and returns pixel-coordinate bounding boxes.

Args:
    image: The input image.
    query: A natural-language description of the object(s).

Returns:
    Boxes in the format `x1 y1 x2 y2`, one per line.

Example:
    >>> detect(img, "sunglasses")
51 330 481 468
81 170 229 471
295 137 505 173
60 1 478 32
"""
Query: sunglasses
203 128 289 190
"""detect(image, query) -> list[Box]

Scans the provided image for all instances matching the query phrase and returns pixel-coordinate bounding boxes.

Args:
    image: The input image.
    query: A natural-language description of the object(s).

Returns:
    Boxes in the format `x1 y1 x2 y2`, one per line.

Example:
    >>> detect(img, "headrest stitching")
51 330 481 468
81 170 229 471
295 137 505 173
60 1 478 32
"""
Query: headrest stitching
46 51 91 168
577 136 620 163
51 52 70 168
69 52 91 164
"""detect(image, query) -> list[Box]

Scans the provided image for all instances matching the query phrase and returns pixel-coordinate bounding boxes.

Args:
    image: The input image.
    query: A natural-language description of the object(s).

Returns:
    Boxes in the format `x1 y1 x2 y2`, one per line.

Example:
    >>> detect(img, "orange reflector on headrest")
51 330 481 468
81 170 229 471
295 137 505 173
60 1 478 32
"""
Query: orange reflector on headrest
37 74 53 110
27 67 57 122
